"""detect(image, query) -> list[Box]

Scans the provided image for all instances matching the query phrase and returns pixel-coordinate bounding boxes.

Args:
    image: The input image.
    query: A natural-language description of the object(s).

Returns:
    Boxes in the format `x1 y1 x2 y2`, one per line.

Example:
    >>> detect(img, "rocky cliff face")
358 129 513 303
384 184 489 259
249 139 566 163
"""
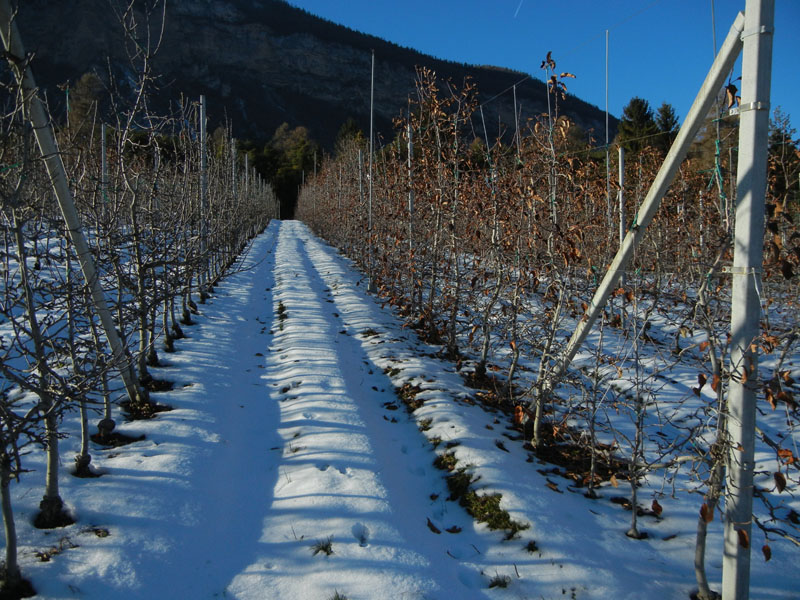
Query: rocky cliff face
15 0 613 147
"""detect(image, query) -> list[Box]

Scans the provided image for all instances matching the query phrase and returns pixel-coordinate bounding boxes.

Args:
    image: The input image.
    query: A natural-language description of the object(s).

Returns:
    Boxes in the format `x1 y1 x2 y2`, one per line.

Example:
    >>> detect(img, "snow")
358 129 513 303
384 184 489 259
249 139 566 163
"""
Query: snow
7 220 798 599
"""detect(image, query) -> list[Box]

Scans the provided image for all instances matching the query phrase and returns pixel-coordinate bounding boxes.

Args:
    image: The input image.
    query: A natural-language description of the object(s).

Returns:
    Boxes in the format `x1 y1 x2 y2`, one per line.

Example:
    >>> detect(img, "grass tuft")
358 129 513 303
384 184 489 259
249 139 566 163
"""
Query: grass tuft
446 467 476 501
311 536 334 556
277 301 287 330
463 491 529 539
433 452 458 472
488 573 511 588
445 466 529 540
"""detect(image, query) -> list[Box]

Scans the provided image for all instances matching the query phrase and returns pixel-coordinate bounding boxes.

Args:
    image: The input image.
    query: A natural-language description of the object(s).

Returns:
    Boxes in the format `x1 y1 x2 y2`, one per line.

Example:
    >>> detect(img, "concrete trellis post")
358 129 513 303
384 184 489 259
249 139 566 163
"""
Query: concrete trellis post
722 1 774 598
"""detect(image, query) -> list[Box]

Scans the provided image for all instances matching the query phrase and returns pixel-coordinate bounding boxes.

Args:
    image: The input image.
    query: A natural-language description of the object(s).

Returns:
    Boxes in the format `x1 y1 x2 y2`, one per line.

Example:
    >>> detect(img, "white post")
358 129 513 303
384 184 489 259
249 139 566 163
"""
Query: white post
408 121 414 253
101 122 107 204
368 49 375 291
231 138 237 199
244 152 249 197
618 146 625 249
722 1 774 598
513 83 521 157
605 29 611 231
0 0 144 405
358 148 364 205
199 95 208 293
358 147 364 245
537 11 746 399
618 145 626 285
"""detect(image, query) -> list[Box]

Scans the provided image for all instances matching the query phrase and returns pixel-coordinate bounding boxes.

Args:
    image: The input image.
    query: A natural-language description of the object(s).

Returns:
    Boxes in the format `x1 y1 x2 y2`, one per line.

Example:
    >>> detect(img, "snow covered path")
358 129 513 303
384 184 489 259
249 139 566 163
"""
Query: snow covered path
227 220 486 598
14 220 798 600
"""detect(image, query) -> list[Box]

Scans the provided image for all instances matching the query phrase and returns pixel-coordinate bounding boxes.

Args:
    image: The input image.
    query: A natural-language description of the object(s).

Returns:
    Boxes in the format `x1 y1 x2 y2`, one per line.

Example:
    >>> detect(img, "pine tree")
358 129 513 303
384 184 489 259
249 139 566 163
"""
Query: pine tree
335 117 365 154
768 108 800 208
617 97 658 154
655 102 679 155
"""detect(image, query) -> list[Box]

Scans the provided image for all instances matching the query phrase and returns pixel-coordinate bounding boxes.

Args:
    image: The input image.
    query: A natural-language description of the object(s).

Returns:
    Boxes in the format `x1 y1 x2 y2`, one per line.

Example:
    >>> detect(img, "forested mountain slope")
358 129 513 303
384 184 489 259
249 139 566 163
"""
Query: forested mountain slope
18 0 614 148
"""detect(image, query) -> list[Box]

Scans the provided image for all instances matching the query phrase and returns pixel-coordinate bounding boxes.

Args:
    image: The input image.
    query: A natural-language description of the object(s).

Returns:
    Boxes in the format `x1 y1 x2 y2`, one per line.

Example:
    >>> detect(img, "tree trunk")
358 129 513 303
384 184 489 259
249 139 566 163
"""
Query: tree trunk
129 197 152 386
0 456 20 589
694 451 724 600
86 289 115 438
65 246 92 476
12 212 70 528
531 281 567 448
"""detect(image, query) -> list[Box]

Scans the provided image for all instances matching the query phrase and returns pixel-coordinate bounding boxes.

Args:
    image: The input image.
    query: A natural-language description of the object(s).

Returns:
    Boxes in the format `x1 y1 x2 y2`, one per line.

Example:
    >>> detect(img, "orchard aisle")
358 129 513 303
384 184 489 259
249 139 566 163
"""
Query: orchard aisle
226 220 489 599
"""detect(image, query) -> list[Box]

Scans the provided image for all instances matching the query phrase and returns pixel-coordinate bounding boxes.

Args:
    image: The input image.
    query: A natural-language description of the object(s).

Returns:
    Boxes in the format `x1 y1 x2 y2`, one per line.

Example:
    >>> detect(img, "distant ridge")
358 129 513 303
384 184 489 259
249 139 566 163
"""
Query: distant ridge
17 0 616 148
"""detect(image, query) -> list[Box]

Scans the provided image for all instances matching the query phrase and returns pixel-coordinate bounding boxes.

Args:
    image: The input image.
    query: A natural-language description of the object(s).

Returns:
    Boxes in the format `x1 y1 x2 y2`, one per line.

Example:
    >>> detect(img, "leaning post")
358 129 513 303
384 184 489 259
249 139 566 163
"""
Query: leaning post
0 0 145 407
533 11 745 404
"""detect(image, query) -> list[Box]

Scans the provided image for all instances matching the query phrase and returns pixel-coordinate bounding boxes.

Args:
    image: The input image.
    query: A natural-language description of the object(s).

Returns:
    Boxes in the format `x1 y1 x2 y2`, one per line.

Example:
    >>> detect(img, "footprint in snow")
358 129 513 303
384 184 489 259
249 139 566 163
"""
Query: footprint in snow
456 565 484 589
352 523 370 547
446 546 465 560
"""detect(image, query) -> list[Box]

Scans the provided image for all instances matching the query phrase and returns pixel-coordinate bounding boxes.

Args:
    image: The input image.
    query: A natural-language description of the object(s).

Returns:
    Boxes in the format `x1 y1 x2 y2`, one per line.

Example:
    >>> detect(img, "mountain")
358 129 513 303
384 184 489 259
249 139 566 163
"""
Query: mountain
14 0 616 149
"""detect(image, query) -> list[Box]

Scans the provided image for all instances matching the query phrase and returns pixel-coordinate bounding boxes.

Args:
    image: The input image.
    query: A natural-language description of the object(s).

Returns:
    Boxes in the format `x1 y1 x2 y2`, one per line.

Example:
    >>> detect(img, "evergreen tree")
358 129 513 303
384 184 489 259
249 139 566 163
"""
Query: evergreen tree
269 123 320 218
655 102 679 155
687 101 738 174
768 108 800 208
334 117 365 154
66 72 105 139
617 97 658 154
238 123 322 218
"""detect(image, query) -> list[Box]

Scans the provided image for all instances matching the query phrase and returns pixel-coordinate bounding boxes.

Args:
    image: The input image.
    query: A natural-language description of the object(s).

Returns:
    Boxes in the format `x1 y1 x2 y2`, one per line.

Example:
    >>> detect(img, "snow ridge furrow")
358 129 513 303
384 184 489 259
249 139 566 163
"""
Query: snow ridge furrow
229 221 449 599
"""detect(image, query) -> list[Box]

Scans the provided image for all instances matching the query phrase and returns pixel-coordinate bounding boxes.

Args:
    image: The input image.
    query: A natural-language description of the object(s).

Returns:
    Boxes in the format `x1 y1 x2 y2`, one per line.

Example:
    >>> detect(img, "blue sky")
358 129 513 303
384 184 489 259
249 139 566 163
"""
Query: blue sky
286 0 799 132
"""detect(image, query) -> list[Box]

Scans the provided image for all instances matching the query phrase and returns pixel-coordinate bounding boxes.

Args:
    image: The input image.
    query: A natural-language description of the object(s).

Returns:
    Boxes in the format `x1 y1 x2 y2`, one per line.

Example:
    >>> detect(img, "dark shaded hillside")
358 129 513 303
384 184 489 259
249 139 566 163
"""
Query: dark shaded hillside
16 0 616 149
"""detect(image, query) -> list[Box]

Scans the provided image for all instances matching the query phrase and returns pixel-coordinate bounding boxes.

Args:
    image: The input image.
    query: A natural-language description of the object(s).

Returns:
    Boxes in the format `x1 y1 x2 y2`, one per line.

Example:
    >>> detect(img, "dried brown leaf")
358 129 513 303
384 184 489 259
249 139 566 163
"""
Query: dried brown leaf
426 517 441 534
766 388 777 410
737 529 750 549
777 448 795 463
651 499 663 516
700 503 714 523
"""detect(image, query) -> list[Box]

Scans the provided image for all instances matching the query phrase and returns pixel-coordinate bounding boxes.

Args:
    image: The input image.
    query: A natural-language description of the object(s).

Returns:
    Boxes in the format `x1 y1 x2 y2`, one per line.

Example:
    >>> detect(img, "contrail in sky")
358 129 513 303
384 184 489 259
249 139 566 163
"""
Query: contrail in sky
513 0 524 18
